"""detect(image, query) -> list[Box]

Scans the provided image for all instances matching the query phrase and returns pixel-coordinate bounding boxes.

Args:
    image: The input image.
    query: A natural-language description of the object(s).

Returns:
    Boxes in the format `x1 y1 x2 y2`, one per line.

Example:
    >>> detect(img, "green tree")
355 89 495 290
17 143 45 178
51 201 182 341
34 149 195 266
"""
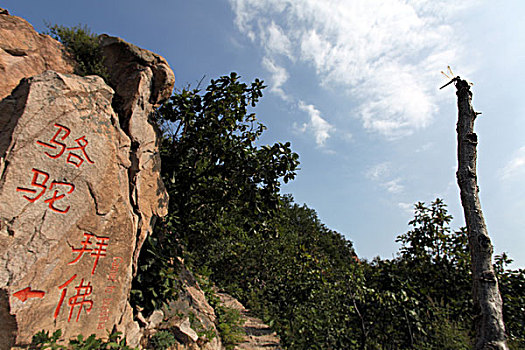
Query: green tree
157 72 299 263
132 73 299 313
357 200 474 349
210 196 363 350
396 199 472 318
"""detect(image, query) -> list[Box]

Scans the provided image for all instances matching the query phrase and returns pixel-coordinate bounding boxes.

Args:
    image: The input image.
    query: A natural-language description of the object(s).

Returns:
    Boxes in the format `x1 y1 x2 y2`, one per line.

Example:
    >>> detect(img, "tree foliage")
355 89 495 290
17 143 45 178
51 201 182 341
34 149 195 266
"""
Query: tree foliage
494 254 525 348
132 73 299 313
158 73 298 259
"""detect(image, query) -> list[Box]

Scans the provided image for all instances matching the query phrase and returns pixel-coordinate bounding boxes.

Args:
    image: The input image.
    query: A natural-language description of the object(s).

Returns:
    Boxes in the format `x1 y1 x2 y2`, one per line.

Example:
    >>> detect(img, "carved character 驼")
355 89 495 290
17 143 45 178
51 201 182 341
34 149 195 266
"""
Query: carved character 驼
16 168 75 213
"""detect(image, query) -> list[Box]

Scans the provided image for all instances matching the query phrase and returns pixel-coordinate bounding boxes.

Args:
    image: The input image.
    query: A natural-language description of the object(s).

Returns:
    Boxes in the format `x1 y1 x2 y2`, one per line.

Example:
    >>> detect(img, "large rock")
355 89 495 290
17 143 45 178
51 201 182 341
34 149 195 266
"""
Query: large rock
0 8 75 100
0 71 134 347
99 34 174 273
0 9 174 348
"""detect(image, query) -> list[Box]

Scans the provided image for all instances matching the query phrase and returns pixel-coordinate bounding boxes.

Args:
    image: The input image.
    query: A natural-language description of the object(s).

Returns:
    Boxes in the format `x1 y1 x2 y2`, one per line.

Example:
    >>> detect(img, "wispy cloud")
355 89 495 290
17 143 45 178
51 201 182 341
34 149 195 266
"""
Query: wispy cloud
383 178 404 194
366 162 392 181
262 21 294 60
398 202 414 214
366 162 405 194
229 0 474 137
298 101 334 147
262 57 290 101
415 142 433 153
501 146 525 180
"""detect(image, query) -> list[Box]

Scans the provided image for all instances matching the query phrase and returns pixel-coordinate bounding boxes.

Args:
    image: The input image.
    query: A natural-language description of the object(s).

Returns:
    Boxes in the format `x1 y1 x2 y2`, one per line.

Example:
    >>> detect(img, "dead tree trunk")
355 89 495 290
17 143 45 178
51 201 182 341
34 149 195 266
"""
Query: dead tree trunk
454 78 508 349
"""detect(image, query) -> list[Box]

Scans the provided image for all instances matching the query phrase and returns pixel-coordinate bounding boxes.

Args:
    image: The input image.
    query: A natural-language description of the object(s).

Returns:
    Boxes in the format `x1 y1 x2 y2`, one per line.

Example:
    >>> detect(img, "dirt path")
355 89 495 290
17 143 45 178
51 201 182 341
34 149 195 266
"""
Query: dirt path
217 293 282 350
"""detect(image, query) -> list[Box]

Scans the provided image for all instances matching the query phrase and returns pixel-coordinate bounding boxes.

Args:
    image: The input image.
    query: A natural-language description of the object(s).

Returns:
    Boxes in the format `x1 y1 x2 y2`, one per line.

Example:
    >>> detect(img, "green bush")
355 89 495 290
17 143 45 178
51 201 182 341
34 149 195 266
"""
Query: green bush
414 307 473 350
130 233 182 316
45 24 109 82
215 306 245 350
30 329 135 350
147 330 177 350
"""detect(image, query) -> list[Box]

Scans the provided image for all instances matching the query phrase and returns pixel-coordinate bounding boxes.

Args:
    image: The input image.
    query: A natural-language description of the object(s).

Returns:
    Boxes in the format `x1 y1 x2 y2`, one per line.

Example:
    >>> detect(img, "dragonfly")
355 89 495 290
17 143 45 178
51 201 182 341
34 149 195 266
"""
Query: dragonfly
439 66 473 89
439 66 460 89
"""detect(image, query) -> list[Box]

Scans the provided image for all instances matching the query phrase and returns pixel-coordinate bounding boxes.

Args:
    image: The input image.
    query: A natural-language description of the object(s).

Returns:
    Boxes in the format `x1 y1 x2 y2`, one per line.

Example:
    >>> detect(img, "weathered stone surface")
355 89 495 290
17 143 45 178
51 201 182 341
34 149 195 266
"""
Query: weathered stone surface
0 9 74 100
99 34 173 274
173 317 199 343
146 309 165 330
0 71 135 346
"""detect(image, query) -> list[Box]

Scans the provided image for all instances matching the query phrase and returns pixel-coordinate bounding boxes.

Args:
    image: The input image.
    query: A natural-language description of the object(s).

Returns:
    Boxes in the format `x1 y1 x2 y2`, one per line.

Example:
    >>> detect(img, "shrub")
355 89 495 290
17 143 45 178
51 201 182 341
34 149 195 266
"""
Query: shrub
46 24 110 82
148 330 177 350
30 329 135 349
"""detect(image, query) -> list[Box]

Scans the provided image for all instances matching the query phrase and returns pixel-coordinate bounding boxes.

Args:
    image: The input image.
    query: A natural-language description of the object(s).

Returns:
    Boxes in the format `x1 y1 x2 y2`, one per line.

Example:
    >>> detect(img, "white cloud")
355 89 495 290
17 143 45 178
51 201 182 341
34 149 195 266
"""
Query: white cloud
501 146 525 180
366 162 391 181
228 0 473 137
262 21 294 60
366 162 405 194
398 202 414 214
416 142 433 153
262 57 290 101
298 101 334 147
383 178 404 194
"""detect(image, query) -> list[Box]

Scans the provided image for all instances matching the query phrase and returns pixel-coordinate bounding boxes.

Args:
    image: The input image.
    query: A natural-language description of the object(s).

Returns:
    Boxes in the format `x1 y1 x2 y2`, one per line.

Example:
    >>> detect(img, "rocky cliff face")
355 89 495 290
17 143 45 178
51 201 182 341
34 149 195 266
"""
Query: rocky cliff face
0 8 172 348
0 8 75 101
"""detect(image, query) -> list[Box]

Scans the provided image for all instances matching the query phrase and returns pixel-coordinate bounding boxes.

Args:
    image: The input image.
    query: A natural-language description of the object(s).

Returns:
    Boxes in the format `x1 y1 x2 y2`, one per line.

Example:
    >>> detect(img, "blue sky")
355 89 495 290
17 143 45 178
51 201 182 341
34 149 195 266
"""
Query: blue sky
5 1 525 267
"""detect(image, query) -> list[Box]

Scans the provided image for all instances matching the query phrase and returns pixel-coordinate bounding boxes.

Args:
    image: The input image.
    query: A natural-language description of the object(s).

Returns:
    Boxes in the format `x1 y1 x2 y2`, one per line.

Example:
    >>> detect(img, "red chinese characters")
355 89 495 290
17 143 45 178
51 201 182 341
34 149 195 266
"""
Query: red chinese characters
11 123 109 325
52 231 109 323
36 123 94 168
54 274 93 322
69 232 110 275
16 123 94 214
16 168 75 213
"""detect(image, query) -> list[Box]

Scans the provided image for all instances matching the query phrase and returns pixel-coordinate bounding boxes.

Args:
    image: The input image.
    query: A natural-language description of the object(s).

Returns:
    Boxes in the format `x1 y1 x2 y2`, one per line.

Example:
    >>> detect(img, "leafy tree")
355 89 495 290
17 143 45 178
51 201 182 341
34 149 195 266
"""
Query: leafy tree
351 200 474 349
158 72 299 262
396 199 472 319
207 196 363 350
132 73 299 313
